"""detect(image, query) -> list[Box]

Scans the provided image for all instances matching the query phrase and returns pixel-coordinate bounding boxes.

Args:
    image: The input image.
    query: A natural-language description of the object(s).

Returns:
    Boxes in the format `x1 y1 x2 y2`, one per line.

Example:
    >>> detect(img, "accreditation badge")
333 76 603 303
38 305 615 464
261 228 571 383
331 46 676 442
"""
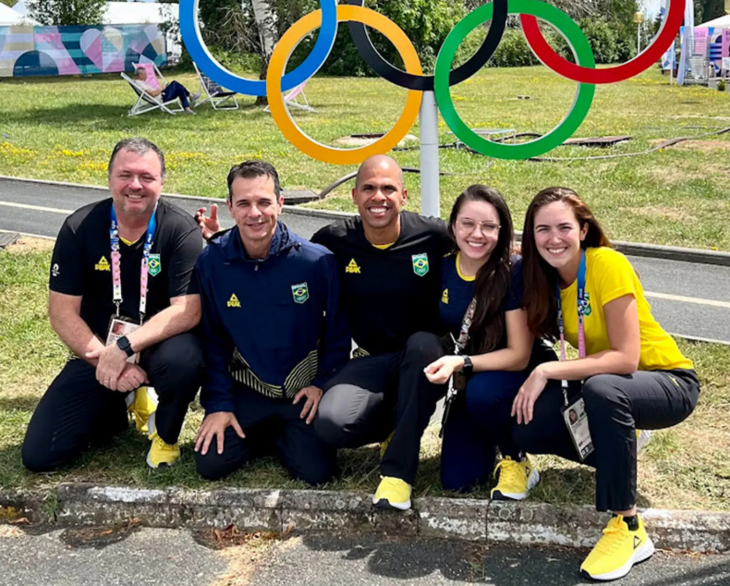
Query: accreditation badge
105 315 141 363
562 396 594 461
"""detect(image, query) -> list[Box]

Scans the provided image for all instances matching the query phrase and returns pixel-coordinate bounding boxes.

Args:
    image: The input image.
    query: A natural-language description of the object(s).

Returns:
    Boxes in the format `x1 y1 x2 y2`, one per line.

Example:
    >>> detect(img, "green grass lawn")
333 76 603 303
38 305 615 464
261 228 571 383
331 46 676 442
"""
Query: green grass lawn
2 241 729 511
0 66 728 250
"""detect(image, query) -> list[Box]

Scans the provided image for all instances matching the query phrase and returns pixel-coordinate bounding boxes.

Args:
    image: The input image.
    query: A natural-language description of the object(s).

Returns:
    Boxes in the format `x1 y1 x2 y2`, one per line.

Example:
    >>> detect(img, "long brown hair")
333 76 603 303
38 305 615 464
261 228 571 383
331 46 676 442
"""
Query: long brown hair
448 185 514 353
521 187 612 340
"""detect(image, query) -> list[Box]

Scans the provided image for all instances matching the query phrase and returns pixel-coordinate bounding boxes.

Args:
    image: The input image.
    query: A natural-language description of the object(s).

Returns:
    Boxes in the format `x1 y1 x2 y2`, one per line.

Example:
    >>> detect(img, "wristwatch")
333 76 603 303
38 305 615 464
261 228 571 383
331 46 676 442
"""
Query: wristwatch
116 336 135 358
461 356 473 374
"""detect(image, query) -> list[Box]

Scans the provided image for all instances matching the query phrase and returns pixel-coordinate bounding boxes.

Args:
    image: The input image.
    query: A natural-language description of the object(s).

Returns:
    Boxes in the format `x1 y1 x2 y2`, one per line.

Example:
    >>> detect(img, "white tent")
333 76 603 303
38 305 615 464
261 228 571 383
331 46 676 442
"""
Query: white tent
102 2 178 26
1 3 35 25
699 15 730 29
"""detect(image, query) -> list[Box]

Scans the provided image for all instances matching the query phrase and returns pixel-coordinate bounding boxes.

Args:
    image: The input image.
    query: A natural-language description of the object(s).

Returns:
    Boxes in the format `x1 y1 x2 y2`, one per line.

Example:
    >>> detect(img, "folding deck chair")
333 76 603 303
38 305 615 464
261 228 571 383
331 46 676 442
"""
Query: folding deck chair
193 63 239 111
122 66 185 116
263 80 316 113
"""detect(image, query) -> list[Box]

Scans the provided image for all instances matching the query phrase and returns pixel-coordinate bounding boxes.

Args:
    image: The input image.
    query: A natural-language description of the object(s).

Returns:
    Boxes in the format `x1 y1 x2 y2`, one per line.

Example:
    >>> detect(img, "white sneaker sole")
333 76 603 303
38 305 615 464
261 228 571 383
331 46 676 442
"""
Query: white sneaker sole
491 468 540 501
581 536 655 581
373 497 411 511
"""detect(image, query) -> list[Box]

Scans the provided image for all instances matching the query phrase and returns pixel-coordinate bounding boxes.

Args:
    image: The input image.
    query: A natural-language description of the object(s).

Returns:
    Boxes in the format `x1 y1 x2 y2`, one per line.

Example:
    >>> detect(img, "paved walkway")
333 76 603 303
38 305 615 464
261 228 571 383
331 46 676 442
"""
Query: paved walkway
1 177 728 343
0 526 728 586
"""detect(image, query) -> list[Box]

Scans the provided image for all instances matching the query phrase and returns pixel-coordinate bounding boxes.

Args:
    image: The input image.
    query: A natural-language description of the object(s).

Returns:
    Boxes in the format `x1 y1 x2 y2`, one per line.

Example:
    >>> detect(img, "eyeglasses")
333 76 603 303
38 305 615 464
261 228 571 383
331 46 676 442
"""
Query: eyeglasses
455 218 501 235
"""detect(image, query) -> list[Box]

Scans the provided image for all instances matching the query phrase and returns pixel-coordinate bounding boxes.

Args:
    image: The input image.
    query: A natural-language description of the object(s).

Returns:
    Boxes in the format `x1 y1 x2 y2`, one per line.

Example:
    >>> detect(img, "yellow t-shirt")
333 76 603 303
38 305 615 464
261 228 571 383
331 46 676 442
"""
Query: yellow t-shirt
559 247 692 371
372 242 394 250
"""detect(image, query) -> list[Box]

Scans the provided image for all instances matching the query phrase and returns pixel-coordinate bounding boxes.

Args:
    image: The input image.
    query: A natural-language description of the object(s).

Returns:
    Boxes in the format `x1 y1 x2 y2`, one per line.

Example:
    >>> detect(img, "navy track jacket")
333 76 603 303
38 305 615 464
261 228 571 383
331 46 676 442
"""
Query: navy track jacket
194 222 351 414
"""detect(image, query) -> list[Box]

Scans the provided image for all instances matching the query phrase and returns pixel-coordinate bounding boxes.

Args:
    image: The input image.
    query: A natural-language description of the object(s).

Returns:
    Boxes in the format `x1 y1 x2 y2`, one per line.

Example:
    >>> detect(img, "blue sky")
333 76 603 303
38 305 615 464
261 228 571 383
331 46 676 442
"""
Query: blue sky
641 0 663 19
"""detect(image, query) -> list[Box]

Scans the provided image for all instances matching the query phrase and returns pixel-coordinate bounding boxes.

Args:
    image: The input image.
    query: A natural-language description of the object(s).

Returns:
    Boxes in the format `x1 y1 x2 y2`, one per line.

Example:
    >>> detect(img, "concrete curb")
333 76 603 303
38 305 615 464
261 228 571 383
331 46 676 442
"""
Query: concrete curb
2 175 728 266
2 484 729 553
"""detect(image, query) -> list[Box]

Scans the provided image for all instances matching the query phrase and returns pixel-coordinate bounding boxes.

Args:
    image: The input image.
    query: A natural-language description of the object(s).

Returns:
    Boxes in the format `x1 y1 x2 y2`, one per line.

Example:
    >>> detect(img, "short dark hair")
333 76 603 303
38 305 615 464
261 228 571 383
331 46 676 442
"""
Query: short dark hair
108 137 166 180
226 160 282 201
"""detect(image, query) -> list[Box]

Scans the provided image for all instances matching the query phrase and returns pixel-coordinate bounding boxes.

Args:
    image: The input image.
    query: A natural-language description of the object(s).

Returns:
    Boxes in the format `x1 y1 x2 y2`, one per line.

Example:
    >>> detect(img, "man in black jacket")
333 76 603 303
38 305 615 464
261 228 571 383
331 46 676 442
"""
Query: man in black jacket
311 155 451 510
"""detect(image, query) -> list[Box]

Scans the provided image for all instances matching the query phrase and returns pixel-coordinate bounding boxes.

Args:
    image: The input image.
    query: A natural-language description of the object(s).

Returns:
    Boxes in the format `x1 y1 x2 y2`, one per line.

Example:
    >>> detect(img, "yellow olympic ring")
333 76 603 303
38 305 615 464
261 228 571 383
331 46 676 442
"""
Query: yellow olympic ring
267 5 423 165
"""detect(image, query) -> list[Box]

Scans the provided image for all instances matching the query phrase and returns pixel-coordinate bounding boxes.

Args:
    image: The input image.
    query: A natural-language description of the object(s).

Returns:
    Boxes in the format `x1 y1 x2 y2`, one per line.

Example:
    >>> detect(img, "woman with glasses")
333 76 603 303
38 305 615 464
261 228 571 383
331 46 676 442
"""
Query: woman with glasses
512 187 699 581
423 185 555 497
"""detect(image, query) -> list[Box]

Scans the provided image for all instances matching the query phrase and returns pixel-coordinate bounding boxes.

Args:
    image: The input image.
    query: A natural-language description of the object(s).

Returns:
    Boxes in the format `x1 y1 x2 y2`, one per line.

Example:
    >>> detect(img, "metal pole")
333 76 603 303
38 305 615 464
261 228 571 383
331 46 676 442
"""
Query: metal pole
637 23 641 55
419 90 440 218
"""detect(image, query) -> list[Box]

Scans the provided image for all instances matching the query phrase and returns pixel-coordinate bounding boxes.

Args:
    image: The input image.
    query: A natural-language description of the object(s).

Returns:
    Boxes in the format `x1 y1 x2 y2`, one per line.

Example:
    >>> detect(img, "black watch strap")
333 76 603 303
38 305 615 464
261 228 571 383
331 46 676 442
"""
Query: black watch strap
462 356 473 373
116 336 135 357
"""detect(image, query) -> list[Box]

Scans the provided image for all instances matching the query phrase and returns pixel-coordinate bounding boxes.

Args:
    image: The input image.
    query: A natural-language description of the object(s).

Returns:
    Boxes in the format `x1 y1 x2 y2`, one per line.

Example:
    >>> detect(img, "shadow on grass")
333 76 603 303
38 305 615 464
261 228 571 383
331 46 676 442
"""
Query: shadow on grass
0 413 649 510
0 395 41 413
0 103 272 132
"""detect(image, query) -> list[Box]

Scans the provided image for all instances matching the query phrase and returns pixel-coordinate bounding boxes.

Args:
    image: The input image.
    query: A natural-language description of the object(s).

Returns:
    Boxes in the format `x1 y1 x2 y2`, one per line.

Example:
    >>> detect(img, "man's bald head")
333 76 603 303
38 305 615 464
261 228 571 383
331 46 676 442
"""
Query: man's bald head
355 155 405 191
352 154 407 234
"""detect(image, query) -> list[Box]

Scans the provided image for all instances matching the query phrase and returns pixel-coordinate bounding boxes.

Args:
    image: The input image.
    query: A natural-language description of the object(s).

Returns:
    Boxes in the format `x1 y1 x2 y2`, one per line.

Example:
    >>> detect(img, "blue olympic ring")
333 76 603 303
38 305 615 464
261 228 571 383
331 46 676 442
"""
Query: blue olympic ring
179 0 338 97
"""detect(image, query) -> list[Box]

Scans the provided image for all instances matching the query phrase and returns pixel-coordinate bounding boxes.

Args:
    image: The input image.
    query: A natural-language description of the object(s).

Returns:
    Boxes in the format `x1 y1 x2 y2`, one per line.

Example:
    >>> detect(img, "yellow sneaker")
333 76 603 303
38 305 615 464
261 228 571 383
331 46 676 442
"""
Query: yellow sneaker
490 456 539 501
127 386 158 433
637 429 652 452
146 413 179 469
581 515 655 581
379 431 394 459
372 476 411 511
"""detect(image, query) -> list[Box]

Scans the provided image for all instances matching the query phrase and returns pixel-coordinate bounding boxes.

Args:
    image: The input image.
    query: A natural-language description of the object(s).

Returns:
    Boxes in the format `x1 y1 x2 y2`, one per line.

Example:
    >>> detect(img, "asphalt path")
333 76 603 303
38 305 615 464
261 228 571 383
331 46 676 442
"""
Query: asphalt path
1 177 728 343
0 526 728 586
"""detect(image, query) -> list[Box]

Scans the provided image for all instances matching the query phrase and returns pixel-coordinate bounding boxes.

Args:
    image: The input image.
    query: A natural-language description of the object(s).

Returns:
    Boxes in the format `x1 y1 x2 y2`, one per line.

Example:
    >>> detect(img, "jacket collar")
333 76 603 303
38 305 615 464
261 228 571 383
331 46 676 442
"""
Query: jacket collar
216 221 297 262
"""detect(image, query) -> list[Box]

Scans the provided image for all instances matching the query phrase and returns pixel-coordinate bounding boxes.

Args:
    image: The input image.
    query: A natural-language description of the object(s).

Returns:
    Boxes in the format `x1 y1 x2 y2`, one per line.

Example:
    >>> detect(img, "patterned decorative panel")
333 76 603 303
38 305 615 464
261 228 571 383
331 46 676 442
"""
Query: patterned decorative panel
0 23 167 78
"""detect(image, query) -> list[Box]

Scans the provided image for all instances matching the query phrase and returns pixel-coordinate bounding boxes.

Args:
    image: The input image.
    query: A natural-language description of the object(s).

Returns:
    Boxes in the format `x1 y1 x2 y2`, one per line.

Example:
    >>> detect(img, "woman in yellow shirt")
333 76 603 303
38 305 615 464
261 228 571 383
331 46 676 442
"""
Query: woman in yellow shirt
511 187 699 582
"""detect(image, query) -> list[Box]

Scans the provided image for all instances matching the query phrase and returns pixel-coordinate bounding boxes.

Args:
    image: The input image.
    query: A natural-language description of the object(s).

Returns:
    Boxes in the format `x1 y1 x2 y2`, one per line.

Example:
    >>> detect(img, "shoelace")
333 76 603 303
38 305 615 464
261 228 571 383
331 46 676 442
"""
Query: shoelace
495 459 524 486
593 518 628 555
379 477 407 493
151 434 176 452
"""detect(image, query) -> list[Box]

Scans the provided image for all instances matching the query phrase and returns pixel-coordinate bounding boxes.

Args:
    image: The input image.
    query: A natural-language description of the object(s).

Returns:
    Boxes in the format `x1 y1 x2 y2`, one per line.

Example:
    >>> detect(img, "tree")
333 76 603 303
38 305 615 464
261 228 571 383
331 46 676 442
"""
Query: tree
27 0 106 26
698 0 724 24
250 0 278 104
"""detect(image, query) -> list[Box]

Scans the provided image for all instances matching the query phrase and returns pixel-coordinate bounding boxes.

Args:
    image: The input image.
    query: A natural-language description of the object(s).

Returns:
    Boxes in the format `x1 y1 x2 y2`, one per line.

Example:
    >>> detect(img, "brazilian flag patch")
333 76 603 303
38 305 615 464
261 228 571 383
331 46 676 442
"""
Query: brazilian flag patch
148 254 161 277
412 253 429 277
291 282 309 304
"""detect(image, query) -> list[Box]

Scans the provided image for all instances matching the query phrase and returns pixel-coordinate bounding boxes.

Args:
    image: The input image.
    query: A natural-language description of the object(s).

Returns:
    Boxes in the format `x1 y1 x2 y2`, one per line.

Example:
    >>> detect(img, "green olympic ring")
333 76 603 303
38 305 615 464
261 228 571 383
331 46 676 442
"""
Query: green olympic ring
434 0 596 160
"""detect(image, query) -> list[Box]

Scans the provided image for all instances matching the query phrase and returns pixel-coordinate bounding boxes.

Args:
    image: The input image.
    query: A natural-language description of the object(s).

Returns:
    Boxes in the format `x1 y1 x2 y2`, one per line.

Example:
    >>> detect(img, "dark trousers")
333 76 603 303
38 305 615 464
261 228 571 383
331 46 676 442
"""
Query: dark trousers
314 332 447 485
441 369 530 491
512 369 700 512
195 384 336 486
162 81 190 108
22 333 203 472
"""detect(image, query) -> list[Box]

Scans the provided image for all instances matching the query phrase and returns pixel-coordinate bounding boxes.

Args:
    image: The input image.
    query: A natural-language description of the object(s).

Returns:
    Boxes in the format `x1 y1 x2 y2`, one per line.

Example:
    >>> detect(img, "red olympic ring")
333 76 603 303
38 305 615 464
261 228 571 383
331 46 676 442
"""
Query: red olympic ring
520 0 684 84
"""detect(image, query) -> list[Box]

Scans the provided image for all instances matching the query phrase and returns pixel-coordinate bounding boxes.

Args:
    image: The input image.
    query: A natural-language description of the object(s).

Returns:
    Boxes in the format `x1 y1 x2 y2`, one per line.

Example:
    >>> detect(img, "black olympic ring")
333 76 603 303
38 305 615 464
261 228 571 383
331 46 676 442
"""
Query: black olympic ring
342 0 508 91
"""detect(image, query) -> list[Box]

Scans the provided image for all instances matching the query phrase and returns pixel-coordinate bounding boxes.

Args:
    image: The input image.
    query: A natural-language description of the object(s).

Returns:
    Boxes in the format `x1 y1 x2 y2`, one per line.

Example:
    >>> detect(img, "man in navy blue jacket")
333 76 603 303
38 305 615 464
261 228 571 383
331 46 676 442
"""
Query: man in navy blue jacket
193 160 350 484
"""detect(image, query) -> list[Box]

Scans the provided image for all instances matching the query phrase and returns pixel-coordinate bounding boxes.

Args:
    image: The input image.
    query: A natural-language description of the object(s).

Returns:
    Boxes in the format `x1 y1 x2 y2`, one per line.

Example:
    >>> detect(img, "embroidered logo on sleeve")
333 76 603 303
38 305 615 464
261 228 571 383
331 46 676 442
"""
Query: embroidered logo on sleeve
346 258 361 274
441 288 449 304
51 263 60 278
148 254 161 277
292 283 309 304
95 256 110 271
412 253 429 277
227 293 241 308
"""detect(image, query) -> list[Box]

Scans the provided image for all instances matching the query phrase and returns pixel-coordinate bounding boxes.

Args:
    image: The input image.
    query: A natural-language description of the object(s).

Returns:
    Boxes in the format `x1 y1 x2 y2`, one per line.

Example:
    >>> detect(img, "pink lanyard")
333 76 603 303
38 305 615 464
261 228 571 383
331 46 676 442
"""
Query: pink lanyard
110 202 158 323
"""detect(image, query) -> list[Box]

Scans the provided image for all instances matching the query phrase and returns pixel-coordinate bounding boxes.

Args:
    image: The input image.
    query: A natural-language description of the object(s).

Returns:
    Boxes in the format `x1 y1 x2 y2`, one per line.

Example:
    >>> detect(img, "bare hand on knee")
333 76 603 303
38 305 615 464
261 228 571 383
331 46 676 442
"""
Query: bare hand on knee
293 385 323 424
195 412 245 455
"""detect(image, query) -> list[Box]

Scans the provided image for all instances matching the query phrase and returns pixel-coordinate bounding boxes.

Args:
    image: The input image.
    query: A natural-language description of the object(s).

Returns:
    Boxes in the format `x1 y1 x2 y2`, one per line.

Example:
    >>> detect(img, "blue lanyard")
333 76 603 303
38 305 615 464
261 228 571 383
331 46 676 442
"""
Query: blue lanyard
110 202 158 323
556 249 587 404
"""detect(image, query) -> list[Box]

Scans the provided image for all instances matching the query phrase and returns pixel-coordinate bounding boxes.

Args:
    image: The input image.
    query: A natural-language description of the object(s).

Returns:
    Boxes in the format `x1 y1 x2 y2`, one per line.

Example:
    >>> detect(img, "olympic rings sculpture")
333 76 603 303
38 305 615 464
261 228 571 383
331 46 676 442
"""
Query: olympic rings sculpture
179 0 683 163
